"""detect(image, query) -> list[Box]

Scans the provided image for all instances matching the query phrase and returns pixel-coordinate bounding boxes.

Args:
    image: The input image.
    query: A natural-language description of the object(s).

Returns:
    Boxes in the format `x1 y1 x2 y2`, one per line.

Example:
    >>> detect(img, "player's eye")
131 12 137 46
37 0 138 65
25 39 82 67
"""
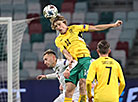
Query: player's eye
44 58 47 61
54 25 57 29
58 23 61 26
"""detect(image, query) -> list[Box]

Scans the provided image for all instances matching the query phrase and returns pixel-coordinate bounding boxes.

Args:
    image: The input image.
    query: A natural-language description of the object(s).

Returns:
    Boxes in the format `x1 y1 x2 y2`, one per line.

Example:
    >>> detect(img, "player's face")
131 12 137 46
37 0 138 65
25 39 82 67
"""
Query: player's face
43 54 56 68
54 21 68 34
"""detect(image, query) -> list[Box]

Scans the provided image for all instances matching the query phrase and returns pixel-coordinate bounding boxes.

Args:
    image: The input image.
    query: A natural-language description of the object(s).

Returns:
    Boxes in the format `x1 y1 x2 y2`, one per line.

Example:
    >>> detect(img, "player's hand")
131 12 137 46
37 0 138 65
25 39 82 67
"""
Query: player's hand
68 57 74 69
114 20 123 27
88 96 94 102
36 75 46 80
63 69 70 79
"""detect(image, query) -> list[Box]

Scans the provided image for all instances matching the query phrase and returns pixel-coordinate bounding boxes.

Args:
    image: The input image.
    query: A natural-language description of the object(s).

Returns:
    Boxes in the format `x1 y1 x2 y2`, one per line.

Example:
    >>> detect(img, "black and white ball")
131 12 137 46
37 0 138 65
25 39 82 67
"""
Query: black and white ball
43 5 58 19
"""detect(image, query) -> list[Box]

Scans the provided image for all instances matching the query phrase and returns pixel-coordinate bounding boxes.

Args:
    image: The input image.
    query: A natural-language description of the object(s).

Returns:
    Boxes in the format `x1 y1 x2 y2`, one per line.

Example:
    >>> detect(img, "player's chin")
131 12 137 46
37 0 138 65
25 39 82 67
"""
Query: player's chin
46 64 50 67
59 30 63 33
60 30 66 34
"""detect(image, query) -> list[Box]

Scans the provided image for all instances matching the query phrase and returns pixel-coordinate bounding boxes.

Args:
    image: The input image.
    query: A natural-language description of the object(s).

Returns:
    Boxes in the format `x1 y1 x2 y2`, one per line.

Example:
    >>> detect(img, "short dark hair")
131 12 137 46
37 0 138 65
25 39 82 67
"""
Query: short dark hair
43 49 56 57
97 40 110 54
50 15 67 30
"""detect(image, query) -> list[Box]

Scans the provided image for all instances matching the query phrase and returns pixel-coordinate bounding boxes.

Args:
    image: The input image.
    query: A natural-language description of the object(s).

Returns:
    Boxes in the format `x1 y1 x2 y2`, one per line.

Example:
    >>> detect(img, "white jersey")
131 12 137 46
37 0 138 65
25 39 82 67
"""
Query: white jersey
46 58 95 102
46 59 79 102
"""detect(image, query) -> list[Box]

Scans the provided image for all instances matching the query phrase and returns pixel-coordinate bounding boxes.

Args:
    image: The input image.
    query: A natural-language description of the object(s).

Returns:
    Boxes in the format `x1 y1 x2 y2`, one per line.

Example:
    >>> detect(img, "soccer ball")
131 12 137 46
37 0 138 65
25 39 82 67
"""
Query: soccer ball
43 5 58 19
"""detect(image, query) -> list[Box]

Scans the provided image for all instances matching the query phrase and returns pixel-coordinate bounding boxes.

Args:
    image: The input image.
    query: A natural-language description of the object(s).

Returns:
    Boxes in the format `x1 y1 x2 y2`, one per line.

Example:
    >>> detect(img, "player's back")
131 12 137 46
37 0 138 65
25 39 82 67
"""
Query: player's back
93 57 121 102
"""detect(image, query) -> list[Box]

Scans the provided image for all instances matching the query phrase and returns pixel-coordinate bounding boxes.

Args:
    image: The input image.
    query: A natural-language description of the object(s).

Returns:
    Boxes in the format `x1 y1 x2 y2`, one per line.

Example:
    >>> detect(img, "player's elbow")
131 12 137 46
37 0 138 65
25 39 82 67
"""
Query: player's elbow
122 81 126 87
120 81 126 88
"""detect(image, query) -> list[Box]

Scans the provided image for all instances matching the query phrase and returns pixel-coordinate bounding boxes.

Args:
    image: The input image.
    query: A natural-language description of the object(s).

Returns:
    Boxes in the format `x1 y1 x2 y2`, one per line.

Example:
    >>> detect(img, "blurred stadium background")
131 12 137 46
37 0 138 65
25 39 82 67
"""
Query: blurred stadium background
0 0 138 102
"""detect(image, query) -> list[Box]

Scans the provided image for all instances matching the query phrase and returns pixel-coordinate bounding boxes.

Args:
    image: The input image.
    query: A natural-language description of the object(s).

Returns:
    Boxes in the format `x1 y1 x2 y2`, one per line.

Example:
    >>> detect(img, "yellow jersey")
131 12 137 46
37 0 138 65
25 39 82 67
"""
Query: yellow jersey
55 25 91 60
86 57 125 102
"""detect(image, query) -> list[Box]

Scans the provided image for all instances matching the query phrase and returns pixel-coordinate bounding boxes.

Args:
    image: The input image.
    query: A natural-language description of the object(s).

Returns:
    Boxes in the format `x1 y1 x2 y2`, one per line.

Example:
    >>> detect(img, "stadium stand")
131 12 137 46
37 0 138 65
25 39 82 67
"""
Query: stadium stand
74 2 88 13
0 0 137 79
61 2 75 13
71 12 85 24
85 12 99 24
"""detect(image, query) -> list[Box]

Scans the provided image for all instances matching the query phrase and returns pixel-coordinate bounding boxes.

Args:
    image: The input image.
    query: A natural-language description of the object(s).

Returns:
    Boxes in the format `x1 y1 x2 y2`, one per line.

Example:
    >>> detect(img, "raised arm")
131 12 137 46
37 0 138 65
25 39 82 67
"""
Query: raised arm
88 20 123 32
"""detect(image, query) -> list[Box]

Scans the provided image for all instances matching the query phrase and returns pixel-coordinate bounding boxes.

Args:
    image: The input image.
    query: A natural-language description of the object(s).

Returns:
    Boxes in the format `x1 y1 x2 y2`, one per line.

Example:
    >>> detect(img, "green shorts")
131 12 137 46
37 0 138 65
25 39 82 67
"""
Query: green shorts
65 57 91 86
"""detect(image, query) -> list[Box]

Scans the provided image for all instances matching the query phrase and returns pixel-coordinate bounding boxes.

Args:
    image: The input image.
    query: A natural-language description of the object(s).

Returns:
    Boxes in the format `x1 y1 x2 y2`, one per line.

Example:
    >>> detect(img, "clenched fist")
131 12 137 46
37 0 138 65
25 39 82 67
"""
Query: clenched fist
114 20 123 27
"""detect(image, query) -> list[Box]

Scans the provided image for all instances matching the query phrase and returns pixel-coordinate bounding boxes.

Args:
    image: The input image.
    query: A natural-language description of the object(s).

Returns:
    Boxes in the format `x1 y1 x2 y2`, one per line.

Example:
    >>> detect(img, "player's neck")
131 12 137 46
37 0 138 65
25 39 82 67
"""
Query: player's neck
100 54 108 57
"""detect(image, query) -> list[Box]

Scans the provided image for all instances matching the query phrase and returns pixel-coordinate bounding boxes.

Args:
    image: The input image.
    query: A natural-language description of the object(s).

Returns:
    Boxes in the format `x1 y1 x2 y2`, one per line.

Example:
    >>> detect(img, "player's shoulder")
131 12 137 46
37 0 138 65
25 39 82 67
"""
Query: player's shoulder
68 24 88 31
68 24 83 28
68 25 77 29
107 57 121 67
57 59 68 66
90 58 98 66
57 59 66 64
108 57 119 62
112 58 121 66
94 57 101 62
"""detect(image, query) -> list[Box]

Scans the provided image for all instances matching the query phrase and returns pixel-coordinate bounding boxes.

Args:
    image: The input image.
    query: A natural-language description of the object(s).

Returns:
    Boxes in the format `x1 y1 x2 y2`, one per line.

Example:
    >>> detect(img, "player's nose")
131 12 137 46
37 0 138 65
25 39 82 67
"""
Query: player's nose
57 25 61 29
44 61 47 64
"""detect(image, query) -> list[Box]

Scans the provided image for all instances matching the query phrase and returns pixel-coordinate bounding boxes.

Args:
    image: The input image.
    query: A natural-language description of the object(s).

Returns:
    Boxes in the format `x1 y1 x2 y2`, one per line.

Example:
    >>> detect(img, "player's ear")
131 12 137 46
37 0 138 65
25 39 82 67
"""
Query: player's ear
96 49 100 55
52 55 56 60
108 49 111 54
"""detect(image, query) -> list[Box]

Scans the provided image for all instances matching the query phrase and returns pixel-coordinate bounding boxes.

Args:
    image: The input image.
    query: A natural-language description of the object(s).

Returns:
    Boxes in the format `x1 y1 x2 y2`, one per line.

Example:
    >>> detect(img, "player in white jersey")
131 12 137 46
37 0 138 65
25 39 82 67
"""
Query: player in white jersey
36 49 79 102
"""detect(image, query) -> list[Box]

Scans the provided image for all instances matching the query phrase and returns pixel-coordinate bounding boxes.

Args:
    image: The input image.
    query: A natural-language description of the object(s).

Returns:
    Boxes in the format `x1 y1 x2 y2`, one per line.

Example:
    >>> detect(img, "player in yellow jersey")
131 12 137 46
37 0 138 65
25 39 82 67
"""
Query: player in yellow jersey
50 15 123 102
86 40 126 102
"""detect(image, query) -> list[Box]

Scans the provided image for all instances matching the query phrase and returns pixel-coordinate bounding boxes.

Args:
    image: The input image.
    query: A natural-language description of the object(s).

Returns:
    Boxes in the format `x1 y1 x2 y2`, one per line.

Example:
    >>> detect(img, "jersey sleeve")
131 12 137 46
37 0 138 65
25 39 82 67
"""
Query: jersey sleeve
86 62 96 98
46 73 57 79
55 37 65 52
75 24 89 33
87 62 96 81
117 63 126 96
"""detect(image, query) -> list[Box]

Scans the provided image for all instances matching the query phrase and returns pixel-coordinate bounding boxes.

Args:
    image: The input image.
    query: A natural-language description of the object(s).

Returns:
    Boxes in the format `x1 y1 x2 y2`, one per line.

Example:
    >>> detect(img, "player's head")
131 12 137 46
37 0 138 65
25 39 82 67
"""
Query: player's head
97 40 111 56
50 15 68 34
43 49 57 68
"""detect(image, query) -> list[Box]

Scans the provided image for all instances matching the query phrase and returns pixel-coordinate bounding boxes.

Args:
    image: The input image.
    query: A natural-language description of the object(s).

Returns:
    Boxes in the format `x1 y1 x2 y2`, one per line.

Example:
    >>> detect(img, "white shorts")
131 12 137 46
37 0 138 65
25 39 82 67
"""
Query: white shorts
53 91 79 102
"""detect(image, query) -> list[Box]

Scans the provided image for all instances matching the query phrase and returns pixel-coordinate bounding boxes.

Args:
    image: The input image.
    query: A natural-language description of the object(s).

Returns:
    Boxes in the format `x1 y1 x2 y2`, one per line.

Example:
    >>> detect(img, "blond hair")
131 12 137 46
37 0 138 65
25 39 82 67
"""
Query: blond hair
50 15 67 30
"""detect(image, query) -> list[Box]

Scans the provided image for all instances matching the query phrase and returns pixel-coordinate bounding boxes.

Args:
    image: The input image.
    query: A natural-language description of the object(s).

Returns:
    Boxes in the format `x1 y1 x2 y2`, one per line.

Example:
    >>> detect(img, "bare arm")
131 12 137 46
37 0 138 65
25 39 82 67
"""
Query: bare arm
88 20 123 32
62 49 74 63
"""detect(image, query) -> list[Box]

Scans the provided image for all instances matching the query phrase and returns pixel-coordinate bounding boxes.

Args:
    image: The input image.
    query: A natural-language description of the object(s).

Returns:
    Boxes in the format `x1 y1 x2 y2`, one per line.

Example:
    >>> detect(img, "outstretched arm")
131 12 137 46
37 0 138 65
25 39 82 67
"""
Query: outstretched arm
88 20 123 32
36 73 57 80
